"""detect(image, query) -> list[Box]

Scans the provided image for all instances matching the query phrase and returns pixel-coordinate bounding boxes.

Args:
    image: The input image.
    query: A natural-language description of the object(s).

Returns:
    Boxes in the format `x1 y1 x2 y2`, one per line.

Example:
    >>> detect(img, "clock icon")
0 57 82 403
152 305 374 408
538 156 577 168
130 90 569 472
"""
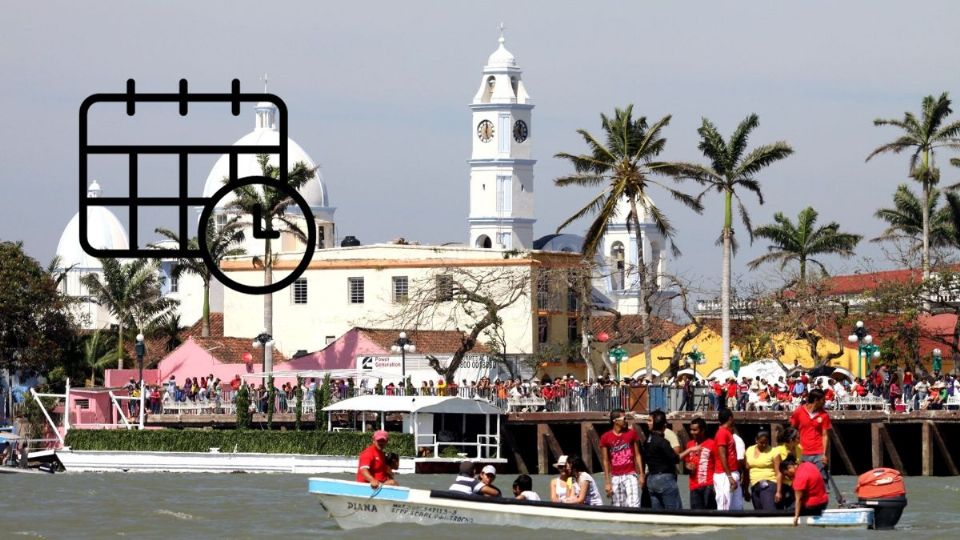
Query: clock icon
198 175 316 295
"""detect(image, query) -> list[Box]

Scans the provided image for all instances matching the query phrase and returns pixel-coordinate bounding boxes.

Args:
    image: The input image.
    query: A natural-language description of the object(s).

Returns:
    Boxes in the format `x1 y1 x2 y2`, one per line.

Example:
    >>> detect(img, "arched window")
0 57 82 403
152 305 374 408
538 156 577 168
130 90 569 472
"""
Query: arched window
611 242 625 291
476 235 492 249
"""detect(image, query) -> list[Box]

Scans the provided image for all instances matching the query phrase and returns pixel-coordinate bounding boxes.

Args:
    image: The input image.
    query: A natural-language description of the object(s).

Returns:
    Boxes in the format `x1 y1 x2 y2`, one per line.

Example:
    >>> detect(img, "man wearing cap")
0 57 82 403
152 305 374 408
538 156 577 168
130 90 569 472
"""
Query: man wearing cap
357 430 395 489
477 464 502 497
448 462 501 497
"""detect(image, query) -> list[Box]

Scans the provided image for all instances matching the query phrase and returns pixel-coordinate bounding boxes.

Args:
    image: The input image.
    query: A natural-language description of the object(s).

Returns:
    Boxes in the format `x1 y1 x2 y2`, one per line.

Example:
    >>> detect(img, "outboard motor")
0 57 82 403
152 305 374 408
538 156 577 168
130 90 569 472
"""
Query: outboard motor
855 468 907 530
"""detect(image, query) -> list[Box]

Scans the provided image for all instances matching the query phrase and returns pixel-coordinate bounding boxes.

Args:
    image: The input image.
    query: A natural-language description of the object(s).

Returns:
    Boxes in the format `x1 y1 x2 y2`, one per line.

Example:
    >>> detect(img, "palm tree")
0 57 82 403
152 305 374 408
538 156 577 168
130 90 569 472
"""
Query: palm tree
80 258 176 368
148 312 185 353
82 330 119 387
748 207 861 282
678 114 793 368
154 216 245 337
226 153 315 336
867 93 960 275
873 184 952 247
554 105 702 374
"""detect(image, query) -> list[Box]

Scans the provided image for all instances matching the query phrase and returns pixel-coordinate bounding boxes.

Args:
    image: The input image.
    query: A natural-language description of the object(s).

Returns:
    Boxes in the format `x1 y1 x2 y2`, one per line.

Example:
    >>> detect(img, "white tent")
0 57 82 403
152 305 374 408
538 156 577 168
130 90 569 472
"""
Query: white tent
707 359 787 382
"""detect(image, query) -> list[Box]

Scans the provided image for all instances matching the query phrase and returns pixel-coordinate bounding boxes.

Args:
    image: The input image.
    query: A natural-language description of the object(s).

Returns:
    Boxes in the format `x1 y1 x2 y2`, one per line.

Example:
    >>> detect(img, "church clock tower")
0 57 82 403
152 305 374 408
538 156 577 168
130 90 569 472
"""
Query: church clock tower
468 27 535 250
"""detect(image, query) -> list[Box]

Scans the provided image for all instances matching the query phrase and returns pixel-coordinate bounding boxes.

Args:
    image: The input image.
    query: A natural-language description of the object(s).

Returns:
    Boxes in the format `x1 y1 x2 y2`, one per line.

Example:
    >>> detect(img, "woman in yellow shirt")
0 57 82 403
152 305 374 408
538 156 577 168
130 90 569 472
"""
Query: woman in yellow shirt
775 427 803 509
745 430 780 510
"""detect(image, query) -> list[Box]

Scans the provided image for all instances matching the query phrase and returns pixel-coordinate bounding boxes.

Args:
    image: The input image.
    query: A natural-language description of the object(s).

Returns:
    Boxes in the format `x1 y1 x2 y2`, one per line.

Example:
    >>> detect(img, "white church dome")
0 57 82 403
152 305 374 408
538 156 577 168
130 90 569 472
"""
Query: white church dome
486 36 517 68
201 102 330 210
56 182 129 270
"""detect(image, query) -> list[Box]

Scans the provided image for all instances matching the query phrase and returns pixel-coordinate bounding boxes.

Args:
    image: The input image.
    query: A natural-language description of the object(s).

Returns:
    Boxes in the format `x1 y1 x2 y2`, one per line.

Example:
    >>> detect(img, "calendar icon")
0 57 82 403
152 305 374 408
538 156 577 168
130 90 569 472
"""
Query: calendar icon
78 79 317 295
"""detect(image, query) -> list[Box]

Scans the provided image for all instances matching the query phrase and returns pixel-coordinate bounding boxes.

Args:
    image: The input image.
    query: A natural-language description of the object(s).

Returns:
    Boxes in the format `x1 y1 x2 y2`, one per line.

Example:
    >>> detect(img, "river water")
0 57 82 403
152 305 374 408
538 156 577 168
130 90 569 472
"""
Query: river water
1 473 957 539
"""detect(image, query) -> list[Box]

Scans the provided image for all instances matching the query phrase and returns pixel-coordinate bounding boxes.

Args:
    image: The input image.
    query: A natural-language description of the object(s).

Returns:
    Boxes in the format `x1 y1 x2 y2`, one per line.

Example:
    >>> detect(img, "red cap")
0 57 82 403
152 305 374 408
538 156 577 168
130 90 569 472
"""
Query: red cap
373 430 389 442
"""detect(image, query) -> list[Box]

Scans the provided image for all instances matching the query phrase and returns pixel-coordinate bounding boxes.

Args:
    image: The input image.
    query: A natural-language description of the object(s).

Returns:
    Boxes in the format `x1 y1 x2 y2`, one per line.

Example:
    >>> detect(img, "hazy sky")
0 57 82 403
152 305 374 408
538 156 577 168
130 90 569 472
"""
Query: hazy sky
4 1 960 297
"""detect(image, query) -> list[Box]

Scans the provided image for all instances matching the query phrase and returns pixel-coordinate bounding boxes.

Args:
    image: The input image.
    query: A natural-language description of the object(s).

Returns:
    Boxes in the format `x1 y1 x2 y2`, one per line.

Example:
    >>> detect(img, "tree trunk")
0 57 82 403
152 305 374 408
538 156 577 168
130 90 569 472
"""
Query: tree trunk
922 181 931 276
721 191 733 370
629 198 652 379
264 238 273 336
117 321 124 370
799 257 806 284
201 281 210 338
921 149 931 276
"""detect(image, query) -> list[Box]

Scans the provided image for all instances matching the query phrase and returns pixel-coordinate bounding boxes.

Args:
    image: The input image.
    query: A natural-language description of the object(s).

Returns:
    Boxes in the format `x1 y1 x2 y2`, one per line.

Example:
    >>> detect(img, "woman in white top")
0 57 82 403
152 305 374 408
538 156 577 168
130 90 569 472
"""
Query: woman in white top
565 455 603 506
550 455 573 502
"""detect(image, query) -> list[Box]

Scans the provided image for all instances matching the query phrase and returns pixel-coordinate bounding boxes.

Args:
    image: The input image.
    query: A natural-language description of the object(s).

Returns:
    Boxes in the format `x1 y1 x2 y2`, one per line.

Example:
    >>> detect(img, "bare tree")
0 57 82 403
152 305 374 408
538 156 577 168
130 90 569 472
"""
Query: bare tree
382 265 530 383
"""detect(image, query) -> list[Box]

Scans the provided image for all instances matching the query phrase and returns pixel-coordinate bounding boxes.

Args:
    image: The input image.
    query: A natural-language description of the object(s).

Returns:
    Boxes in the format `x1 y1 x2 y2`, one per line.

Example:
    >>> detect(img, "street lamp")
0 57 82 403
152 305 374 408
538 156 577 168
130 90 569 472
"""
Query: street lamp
610 346 627 381
252 330 275 423
847 321 879 379
730 349 742 379
135 333 146 385
932 348 943 376
686 345 705 382
390 331 416 379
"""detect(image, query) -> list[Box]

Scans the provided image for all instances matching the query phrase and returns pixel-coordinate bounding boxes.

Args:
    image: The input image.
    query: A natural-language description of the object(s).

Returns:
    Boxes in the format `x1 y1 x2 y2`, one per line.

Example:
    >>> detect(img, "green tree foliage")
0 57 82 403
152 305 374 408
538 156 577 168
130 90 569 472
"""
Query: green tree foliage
225 154 315 336
80 258 176 369
82 330 119 387
0 241 75 373
313 378 323 427
554 105 701 375
295 375 303 431
153 215 245 338
748 207 861 282
677 114 793 368
235 385 251 429
147 313 185 354
873 184 951 247
64 429 416 456
867 92 960 274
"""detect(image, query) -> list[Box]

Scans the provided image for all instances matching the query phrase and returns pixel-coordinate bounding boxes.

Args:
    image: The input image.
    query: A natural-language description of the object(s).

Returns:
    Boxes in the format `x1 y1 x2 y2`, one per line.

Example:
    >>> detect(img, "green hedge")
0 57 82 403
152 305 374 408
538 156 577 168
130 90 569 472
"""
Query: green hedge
64 429 415 457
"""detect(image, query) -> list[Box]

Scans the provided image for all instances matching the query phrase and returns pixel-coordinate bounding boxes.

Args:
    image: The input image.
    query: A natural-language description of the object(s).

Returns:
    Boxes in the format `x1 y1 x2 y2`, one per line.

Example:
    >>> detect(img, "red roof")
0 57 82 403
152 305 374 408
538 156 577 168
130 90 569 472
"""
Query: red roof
822 265 960 296
188 336 287 364
823 268 925 296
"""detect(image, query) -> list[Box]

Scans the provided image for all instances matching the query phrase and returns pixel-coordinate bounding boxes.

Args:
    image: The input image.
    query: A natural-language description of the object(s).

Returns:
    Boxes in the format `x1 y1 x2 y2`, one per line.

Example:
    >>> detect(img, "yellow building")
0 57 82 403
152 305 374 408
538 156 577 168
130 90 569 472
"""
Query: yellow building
619 323 869 379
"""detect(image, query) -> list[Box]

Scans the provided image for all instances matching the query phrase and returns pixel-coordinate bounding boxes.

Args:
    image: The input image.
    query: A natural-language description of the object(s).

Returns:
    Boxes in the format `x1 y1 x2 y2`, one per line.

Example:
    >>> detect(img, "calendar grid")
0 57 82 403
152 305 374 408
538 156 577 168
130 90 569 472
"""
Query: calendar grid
79 79 289 260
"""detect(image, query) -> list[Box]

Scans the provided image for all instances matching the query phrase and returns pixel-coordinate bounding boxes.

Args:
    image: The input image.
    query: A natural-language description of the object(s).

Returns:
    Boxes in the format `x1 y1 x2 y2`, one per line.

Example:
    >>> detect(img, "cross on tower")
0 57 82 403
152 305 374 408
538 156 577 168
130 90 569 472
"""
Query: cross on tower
498 22 506 41
259 73 269 93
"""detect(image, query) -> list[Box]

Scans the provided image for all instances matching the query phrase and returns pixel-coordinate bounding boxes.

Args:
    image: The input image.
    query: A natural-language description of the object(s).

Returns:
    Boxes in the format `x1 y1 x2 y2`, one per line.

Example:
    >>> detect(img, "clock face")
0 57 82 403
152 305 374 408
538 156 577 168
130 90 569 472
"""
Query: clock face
477 120 495 143
513 120 528 143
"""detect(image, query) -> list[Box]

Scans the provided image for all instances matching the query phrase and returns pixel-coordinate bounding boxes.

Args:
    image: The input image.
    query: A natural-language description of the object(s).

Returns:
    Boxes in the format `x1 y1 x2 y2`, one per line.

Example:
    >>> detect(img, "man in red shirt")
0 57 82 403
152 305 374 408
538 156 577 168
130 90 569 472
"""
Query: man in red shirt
780 458 828 525
789 388 831 482
680 417 716 509
599 408 645 507
712 408 743 510
725 378 738 410
356 430 394 488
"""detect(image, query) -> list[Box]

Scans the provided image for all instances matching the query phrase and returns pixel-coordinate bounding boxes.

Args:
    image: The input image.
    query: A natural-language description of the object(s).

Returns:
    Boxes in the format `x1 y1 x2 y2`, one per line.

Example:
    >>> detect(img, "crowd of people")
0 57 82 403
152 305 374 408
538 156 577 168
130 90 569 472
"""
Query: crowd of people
354 389 837 526
135 363 960 417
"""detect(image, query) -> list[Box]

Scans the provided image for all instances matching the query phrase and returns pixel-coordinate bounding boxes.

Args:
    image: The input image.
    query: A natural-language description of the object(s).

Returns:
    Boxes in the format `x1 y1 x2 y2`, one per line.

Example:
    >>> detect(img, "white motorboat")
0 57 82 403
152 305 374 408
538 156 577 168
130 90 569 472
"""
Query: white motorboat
308 478 875 534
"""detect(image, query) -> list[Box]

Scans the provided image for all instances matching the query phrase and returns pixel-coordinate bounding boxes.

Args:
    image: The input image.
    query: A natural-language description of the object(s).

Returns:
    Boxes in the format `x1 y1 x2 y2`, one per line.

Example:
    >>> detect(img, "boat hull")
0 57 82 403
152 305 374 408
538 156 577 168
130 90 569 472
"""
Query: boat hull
309 478 873 534
56 449 415 474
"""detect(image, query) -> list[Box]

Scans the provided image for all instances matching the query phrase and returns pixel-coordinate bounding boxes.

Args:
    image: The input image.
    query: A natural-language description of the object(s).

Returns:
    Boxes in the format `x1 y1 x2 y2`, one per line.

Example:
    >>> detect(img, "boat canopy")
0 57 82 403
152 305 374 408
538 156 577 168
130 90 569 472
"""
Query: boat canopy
323 395 502 415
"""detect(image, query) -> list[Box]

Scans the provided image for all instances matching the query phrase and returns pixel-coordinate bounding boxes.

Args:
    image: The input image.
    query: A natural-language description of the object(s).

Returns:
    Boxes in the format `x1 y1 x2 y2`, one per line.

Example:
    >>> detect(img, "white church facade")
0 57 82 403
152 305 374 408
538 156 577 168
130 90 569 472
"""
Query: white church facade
54 31 674 370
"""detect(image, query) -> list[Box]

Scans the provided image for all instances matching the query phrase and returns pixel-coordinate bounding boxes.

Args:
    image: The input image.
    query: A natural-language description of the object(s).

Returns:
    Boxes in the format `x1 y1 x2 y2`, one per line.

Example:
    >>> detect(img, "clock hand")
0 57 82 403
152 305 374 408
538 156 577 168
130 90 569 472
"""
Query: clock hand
252 204 280 240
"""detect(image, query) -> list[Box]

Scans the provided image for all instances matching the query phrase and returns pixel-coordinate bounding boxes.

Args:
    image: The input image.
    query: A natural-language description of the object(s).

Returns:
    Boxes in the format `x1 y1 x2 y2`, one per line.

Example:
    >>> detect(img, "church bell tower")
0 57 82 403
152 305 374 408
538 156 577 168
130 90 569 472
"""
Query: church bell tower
468 27 536 250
